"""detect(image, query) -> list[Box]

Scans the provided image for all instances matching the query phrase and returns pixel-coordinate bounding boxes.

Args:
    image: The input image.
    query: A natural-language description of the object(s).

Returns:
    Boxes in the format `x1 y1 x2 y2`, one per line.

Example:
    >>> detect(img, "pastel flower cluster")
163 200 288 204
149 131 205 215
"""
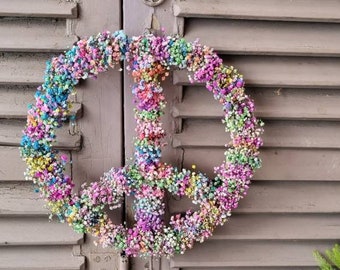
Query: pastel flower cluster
20 31 263 257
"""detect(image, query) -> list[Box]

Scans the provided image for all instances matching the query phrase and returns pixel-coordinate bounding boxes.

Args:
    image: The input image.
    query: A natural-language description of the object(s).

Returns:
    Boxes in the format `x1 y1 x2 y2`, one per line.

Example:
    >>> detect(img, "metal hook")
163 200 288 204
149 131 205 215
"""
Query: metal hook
68 112 80 136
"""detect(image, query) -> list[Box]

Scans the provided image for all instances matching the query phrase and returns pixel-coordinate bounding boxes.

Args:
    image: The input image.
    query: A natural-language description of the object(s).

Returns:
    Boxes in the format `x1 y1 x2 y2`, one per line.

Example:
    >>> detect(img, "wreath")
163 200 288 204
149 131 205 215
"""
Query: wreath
20 30 263 257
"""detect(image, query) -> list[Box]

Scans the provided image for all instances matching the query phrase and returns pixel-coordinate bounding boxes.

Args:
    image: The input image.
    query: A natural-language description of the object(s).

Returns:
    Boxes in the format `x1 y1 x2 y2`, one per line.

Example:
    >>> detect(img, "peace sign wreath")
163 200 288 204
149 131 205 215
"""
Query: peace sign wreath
20 31 263 257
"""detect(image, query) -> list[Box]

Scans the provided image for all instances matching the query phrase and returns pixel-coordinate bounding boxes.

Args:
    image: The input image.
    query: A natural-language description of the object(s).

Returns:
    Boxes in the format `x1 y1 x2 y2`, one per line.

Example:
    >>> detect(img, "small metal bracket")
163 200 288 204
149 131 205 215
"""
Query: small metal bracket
143 0 165 7
68 111 80 136
119 253 129 270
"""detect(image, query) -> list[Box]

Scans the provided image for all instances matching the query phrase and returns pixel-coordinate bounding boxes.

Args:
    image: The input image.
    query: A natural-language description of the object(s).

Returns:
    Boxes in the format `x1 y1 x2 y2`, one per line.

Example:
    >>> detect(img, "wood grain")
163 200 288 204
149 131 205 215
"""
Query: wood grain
0 146 71 181
173 119 340 149
171 240 332 268
173 56 340 88
211 213 340 240
0 217 83 245
0 53 48 85
0 119 81 150
182 148 340 181
0 182 47 216
0 18 77 52
168 181 340 214
173 86 340 120
184 19 340 57
0 246 84 270
0 86 82 118
0 0 78 18
174 0 340 23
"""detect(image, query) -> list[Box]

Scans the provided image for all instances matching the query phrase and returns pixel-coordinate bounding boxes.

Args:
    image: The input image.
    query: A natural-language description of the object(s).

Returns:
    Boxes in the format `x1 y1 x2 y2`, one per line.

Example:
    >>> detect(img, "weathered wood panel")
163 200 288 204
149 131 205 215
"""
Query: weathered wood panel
0 217 83 245
0 147 28 181
173 0 340 23
0 86 35 118
0 53 48 85
173 56 340 88
69 1 124 269
173 119 340 149
0 86 82 118
0 246 84 270
0 18 77 52
0 146 71 181
174 86 340 120
0 0 78 18
0 119 81 150
0 182 47 216
211 214 340 240
171 240 332 268
182 148 340 181
184 19 340 56
169 182 340 214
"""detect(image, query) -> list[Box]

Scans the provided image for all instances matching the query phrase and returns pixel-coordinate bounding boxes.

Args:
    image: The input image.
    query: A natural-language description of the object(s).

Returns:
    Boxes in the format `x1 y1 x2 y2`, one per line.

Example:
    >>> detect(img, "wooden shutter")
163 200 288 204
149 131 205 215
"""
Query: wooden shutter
168 0 340 269
0 0 125 268
0 1 84 268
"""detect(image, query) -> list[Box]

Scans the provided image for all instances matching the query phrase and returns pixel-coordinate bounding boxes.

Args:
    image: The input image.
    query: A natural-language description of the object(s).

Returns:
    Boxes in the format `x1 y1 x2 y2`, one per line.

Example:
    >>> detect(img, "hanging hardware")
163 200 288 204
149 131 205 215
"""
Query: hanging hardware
68 114 79 136
119 252 128 270
143 0 165 7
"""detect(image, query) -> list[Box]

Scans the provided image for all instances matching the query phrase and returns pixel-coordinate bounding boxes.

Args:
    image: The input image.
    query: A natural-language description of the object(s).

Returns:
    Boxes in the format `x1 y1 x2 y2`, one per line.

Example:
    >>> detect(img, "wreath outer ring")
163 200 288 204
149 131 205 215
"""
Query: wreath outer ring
20 30 263 257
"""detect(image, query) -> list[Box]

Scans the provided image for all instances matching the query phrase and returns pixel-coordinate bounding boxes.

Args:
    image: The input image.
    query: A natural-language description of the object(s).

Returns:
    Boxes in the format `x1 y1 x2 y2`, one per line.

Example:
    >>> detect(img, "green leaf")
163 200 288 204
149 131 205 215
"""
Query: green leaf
313 250 334 270
326 244 340 268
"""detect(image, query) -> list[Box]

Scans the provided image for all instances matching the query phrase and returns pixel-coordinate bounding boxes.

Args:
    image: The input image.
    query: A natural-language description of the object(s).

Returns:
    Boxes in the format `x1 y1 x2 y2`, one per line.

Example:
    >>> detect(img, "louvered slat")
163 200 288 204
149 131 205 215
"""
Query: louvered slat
0 87 82 118
171 240 331 268
173 0 340 23
0 18 77 52
0 0 78 18
0 182 47 216
0 146 30 181
0 53 49 85
211 214 340 240
169 181 340 214
0 146 71 181
182 148 340 181
0 246 84 270
173 119 340 149
0 217 83 245
173 56 340 88
184 19 340 57
0 119 81 151
173 87 340 120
